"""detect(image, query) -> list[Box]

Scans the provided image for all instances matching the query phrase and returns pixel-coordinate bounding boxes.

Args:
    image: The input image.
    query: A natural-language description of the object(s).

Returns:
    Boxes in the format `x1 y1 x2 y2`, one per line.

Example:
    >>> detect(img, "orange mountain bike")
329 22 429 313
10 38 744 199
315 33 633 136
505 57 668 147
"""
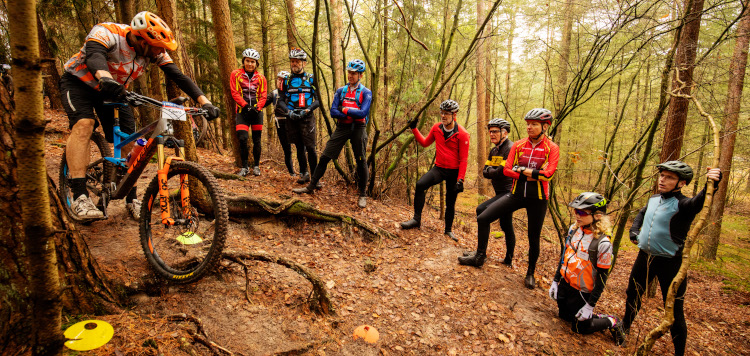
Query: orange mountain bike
58 91 228 283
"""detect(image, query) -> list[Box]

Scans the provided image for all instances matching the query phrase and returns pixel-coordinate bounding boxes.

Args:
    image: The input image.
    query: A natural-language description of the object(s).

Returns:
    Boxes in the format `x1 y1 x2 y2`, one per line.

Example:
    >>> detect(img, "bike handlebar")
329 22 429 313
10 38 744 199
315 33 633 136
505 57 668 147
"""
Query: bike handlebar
124 91 208 118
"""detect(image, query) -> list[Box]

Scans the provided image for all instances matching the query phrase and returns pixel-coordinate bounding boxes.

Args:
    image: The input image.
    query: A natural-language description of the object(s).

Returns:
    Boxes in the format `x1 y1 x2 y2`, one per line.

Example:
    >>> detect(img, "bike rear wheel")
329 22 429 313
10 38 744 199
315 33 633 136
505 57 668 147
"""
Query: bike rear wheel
58 131 113 223
139 161 228 283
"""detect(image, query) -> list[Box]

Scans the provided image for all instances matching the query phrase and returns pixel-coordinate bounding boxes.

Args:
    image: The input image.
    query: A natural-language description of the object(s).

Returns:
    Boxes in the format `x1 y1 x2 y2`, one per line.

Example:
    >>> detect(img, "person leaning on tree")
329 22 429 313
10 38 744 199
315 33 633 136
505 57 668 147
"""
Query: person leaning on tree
60 11 220 221
459 118 515 266
292 59 372 208
279 48 321 186
399 99 470 242
229 48 268 177
621 161 721 355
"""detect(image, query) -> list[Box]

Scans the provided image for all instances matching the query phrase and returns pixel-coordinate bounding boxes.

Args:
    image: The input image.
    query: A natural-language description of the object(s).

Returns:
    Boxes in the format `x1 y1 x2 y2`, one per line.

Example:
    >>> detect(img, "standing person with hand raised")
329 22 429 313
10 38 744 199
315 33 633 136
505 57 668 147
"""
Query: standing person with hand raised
279 48 321 185
399 100 470 242
549 192 626 346
459 118 515 266
292 59 372 208
621 161 721 354
229 48 268 177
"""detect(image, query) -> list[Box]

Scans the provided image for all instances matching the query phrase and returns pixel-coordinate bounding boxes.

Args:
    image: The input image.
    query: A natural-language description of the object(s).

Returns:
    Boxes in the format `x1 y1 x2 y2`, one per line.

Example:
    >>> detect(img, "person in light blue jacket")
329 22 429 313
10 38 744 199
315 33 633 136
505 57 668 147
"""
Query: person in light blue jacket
623 160 721 354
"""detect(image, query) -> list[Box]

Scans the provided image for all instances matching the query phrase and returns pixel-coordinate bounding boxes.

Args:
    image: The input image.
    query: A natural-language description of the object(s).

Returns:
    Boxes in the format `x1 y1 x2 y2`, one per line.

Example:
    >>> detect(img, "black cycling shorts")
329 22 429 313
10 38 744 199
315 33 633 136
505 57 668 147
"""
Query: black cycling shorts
60 72 135 143
235 109 263 131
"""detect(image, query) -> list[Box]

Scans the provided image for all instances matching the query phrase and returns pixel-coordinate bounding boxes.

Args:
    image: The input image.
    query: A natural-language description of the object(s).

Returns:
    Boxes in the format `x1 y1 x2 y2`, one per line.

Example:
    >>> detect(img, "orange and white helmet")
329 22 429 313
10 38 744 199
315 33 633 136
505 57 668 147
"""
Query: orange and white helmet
131 11 177 51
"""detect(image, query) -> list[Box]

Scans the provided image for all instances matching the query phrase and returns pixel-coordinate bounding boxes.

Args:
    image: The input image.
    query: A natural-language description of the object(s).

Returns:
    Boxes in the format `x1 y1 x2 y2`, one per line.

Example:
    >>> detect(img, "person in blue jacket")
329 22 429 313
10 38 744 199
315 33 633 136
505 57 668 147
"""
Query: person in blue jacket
623 161 721 354
293 59 372 208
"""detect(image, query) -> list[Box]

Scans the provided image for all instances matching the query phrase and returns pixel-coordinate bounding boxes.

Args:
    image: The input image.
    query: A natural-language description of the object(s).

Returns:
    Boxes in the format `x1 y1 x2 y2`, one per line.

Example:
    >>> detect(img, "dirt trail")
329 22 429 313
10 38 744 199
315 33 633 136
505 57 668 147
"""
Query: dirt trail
44 109 750 355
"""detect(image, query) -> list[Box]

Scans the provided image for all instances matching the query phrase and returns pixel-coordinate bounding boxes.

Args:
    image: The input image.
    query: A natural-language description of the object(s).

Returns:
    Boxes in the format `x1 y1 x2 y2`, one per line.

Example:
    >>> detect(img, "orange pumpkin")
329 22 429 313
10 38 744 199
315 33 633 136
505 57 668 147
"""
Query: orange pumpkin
352 325 379 343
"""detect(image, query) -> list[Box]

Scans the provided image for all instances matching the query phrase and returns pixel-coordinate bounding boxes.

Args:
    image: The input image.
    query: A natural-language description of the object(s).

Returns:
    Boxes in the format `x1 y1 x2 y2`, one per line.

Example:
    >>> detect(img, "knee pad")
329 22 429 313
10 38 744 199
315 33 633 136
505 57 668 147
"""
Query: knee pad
237 130 249 143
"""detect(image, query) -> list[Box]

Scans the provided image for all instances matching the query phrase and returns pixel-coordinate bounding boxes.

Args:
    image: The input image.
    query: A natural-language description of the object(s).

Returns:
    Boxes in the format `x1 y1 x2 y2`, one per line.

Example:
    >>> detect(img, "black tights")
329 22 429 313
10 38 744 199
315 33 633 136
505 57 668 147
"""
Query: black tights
475 194 515 260
476 193 547 276
238 129 262 168
413 167 459 232
275 119 295 174
557 280 614 334
624 250 687 356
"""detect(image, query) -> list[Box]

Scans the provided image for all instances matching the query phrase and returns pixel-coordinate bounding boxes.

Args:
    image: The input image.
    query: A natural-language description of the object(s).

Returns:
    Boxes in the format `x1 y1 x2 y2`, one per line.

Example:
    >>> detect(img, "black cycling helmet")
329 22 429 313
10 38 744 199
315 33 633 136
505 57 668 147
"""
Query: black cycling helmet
488 118 511 132
569 192 608 214
440 99 459 113
523 108 553 125
656 160 694 184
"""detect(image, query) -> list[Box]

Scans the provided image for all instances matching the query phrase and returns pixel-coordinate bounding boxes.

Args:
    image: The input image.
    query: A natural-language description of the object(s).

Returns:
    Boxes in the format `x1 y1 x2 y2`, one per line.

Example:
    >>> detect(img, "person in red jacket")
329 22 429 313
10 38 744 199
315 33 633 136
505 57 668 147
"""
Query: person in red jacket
400 100 470 242
230 48 268 176
460 108 559 290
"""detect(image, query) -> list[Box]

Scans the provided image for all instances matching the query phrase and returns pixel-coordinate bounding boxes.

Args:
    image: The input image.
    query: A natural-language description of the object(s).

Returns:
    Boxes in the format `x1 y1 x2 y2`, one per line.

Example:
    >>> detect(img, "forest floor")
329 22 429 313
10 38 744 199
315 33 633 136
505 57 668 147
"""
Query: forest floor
43 108 750 355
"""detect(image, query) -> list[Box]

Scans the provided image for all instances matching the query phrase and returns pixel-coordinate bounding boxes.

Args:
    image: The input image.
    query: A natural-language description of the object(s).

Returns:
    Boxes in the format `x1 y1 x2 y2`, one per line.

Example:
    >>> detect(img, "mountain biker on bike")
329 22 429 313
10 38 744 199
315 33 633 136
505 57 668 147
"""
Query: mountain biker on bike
230 48 268 177
264 71 300 176
60 11 220 220
399 99 470 242
278 48 320 185
292 59 372 208
622 161 721 354
548 192 626 345
463 108 559 289
458 118 515 266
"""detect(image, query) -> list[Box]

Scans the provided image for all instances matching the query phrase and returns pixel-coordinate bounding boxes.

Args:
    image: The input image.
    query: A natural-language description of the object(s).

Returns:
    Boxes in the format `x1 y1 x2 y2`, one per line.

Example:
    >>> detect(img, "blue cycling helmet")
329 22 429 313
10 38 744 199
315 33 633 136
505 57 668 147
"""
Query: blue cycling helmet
346 59 366 73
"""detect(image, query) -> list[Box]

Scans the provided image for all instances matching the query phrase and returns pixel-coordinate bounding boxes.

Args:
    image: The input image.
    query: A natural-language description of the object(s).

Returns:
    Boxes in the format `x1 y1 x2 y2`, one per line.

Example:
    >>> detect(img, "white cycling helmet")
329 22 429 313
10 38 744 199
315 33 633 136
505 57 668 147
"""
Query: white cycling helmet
440 99 459 113
277 71 291 79
242 48 260 61
289 48 307 61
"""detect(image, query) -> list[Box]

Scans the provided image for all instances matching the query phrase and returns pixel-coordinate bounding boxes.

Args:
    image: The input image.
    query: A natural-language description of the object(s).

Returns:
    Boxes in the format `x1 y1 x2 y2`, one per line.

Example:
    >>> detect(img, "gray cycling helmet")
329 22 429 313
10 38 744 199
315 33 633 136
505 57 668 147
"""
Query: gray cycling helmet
440 99 459 113
657 160 694 184
277 71 291 79
488 118 511 132
523 108 553 124
569 192 608 214
289 48 307 61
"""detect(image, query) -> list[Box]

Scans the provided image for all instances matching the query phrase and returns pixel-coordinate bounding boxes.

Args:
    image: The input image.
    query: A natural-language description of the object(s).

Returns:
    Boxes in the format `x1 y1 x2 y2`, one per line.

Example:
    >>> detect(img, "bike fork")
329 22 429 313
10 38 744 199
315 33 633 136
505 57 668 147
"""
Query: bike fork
156 138 188 226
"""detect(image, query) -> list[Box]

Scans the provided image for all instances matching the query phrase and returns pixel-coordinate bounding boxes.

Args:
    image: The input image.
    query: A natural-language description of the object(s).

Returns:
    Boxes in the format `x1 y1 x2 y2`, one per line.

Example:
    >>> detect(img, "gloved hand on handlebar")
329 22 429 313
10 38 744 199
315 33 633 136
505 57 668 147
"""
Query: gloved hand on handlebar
98 77 126 101
202 103 220 121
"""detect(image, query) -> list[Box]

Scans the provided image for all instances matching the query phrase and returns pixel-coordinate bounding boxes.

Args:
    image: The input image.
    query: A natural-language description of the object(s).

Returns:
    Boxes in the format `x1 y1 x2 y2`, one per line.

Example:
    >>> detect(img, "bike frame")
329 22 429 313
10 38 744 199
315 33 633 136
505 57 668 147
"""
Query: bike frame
98 99 193 227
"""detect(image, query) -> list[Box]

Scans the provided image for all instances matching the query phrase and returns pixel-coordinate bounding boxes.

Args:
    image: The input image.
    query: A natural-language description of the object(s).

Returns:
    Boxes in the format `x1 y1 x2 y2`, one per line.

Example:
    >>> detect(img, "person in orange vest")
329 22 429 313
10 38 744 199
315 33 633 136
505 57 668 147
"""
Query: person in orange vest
549 192 625 346
60 11 219 220
230 48 268 177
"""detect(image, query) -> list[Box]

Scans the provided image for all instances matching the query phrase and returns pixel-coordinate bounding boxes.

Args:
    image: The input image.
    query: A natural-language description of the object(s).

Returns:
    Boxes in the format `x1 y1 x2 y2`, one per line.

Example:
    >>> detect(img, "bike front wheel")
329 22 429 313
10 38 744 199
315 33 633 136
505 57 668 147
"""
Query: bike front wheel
139 161 228 283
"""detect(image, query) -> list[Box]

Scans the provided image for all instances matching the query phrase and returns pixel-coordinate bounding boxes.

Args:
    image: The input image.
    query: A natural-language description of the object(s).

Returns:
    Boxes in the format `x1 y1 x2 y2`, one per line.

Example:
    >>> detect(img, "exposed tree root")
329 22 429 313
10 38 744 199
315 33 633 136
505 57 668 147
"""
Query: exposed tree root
167 313 239 355
209 169 246 181
223 251 336 316
225 195 396 240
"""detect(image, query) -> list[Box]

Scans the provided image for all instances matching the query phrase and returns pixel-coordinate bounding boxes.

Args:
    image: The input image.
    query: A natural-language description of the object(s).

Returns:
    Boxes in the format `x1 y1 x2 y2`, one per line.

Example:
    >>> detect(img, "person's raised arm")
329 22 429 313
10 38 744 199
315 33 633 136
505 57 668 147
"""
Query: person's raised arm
412 123 435 147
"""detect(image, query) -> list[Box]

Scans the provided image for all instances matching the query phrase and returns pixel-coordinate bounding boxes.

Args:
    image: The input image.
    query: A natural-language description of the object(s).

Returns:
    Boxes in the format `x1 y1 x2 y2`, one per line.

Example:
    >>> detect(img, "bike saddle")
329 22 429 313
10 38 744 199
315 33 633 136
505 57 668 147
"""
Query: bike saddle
169 97 189 105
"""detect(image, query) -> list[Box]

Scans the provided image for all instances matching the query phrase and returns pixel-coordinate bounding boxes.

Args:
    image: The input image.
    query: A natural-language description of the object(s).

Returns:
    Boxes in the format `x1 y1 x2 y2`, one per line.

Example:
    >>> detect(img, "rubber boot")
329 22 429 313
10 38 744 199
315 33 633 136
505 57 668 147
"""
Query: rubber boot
458 251 486 267
400 219 421 230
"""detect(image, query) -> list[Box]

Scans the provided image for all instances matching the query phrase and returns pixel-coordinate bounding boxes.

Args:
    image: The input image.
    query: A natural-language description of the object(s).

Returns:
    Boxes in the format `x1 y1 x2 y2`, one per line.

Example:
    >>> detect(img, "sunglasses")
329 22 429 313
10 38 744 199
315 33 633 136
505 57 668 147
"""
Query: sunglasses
489 130 502 134
574 209 591 217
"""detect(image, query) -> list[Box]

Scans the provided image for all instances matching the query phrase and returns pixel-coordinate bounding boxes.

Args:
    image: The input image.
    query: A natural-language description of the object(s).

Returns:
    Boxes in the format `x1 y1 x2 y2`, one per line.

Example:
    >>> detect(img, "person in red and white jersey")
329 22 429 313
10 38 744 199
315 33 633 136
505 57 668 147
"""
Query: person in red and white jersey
461 108 559 290
229 48 268 177
60 11 219 221
399 99 470 242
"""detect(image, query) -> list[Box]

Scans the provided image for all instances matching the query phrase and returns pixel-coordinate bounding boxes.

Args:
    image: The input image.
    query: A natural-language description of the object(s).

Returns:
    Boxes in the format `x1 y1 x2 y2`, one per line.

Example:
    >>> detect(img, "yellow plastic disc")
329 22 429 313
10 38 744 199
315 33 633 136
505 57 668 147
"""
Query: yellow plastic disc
63 320 114 351
177 231 202 245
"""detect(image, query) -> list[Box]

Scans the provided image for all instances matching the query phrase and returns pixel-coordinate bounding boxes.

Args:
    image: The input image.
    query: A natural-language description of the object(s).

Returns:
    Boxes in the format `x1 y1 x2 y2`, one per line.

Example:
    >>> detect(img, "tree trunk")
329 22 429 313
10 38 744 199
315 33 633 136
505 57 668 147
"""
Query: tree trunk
504 11 515 104
36 13 63 110
703 0 750 260
208 0 240 166
260 0 273 143
476 0 487 196
660 0 706 162
329 0 343 90
8 0 64 353
285 0 298 49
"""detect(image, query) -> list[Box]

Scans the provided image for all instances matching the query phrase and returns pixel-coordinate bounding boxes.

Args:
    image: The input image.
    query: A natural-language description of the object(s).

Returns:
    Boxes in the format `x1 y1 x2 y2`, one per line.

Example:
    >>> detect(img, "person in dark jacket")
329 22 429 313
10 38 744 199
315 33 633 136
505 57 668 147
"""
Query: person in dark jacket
459 118 515 266
622 161 721 354
265 70 301 176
